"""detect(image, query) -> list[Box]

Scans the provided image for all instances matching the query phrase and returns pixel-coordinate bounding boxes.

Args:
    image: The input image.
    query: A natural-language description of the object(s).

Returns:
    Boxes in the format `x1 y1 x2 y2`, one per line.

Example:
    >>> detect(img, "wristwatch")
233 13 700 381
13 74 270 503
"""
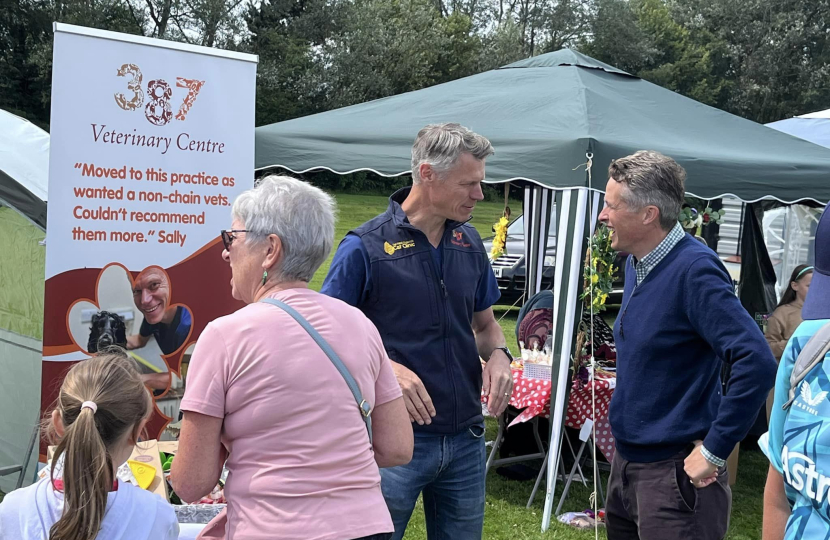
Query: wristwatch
489 346 514 363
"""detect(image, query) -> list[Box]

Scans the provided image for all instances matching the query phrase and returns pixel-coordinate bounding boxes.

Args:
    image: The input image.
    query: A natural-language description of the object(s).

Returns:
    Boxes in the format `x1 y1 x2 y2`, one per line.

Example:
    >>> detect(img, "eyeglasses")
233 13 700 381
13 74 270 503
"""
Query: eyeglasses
220 229 250 250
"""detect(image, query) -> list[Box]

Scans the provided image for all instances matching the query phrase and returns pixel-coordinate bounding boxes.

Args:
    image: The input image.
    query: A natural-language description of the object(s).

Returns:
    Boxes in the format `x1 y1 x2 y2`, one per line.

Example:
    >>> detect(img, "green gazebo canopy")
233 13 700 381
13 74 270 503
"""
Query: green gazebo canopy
257 49 830 204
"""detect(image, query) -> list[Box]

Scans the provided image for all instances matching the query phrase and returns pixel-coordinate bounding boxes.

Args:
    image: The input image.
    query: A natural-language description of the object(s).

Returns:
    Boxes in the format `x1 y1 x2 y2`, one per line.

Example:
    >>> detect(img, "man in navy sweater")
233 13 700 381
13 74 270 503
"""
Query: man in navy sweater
598 151 777 540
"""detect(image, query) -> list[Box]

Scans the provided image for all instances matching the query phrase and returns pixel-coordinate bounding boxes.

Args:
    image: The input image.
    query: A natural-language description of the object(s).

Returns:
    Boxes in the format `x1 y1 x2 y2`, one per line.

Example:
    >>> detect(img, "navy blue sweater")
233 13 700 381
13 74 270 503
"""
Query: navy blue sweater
609 235 777 462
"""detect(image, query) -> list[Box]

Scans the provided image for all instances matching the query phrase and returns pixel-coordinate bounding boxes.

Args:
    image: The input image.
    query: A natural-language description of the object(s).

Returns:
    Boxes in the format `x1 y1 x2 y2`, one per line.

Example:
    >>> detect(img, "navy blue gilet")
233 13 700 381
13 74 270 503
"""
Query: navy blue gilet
352 188 490 435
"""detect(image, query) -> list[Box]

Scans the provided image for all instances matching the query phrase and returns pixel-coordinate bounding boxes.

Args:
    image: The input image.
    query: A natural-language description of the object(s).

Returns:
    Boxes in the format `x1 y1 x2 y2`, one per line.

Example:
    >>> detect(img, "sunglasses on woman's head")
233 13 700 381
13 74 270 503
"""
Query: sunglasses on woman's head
221 229 250 250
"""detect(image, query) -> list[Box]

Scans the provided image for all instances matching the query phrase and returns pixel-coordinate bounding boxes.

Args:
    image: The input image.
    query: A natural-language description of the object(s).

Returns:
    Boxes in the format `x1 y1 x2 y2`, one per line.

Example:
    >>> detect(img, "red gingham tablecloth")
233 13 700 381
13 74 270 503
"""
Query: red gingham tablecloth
564 370 616 463
482 367 617 462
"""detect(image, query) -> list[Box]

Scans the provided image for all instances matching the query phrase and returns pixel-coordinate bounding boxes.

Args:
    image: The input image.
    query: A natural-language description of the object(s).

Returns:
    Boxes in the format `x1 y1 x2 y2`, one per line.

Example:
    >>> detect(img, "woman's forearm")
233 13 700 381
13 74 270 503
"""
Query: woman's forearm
171 411 225 502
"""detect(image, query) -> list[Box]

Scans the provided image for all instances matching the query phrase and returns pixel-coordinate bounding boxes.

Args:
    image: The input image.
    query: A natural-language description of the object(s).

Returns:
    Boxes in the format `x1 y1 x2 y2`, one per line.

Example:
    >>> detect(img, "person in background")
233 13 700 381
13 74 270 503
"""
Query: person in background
172 175 412 540
125 266 189 392
0 352 178 540
762 210 830 540
321 123 512 540
599 150 777 540
764 264 813 420
765 265 813 360
126 266 191 355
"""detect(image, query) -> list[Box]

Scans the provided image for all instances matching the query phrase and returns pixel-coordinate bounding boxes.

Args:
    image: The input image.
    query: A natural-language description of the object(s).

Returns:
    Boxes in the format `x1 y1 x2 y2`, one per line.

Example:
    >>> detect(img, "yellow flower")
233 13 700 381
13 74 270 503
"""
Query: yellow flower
591 273 599 284
490 216 510 260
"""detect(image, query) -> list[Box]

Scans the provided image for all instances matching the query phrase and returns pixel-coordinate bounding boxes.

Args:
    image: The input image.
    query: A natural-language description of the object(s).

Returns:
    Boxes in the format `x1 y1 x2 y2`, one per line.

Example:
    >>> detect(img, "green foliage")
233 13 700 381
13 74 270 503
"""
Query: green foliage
636 0 733 108
319 0 487 109
0 0 144 127
580 0 653 74
580 223 617 312
0 0 51 127
244 0 344 125
478 17 526 71
582 0 733 109
583 0 829 123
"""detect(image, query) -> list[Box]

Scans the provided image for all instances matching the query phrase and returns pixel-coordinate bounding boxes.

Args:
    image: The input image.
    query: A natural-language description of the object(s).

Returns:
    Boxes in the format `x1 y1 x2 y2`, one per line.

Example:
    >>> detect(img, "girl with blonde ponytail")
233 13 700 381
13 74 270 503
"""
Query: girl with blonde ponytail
0 351 178 540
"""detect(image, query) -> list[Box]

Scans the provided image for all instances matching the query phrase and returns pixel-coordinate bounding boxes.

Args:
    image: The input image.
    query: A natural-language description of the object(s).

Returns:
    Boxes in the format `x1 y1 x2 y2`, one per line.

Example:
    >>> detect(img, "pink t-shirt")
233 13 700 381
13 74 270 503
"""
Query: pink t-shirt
181 288 402 540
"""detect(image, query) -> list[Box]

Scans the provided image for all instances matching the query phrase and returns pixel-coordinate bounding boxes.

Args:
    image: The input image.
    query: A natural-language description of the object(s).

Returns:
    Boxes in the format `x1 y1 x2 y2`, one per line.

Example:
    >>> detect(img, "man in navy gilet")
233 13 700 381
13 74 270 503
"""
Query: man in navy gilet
322 123 513 539
599 151 776 539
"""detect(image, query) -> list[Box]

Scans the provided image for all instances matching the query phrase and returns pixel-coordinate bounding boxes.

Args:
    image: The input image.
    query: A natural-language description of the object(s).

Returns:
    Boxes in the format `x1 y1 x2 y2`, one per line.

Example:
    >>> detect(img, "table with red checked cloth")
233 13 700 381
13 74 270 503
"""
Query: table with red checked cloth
564 370 616 463
483 367 617 463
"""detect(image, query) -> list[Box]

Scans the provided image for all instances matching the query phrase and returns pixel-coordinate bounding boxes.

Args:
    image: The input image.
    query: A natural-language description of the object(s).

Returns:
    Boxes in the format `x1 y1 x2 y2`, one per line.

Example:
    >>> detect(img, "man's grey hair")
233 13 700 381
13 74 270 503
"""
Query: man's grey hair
232 175 336 283
608 150 686 231
411 123 494 183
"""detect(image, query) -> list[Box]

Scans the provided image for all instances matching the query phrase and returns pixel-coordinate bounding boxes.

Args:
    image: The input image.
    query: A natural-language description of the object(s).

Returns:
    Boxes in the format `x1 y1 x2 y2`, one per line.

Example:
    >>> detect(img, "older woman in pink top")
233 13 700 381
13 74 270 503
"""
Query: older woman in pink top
171 175 413 540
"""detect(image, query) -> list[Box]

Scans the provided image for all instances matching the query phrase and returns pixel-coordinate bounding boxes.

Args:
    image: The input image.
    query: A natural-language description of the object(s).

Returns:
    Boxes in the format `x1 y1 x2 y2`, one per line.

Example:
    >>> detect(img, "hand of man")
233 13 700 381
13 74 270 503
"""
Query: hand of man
483 349 513 417
684 440 719 488
391 361 436 426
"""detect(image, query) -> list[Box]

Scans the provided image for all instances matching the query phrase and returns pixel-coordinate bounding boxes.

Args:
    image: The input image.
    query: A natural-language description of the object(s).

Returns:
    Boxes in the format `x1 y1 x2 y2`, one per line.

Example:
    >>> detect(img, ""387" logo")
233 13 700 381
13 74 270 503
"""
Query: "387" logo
113 63 205 127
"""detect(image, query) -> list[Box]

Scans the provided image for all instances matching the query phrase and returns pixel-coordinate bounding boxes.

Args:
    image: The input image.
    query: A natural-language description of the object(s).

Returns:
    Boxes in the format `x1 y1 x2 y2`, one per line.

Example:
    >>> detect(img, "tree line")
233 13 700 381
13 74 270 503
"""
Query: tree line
2 0 828 132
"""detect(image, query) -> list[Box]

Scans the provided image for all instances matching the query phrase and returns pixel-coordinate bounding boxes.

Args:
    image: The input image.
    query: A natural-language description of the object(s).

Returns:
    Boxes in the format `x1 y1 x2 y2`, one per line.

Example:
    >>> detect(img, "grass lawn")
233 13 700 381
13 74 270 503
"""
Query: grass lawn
311 192 765 539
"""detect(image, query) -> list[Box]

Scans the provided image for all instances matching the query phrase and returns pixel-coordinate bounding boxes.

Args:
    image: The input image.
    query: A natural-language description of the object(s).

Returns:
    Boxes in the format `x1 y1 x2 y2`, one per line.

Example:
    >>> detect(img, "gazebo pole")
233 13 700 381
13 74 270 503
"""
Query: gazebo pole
539 187 604 531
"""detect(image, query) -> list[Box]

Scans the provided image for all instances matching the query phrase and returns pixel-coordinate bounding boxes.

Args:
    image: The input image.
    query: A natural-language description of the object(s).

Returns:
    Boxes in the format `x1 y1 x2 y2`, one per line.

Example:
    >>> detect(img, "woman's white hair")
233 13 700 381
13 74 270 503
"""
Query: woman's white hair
232 175 336 283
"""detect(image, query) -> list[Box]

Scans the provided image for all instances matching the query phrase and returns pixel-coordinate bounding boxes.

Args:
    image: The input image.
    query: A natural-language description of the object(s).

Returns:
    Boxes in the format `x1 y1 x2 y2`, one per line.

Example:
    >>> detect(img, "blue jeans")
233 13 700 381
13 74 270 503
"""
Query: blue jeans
380 422 486 540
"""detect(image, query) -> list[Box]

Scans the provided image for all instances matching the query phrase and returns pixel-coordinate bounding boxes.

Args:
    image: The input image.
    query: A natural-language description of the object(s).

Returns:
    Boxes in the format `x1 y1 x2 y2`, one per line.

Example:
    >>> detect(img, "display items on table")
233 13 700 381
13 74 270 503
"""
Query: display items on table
567 309 617 463
572 317 616 396
482 311 617 433
479 364 617 461
520 338 553 381
480 235 622 460
481 366 552 425
564 371 617 463
519 340 553 365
